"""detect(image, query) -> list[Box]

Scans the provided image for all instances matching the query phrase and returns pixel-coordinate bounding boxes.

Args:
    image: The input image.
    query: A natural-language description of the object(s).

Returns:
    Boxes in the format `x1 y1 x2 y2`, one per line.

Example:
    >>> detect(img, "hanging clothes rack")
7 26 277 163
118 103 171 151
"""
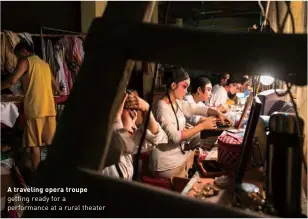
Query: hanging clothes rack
1 26 85 41
41 27 86 35
40 26 86 39
1 28 85 95
39 26 85 61
39 26 86 95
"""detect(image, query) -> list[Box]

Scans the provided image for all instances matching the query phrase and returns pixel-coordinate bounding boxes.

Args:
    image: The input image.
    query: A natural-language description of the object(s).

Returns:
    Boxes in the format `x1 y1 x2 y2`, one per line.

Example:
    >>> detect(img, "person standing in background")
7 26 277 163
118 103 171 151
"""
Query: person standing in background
1 41 62 171
228 76 252 104
209 73 230 111
184 76 213 125
240 76 252 97
211 73 230 93
210 75 242 108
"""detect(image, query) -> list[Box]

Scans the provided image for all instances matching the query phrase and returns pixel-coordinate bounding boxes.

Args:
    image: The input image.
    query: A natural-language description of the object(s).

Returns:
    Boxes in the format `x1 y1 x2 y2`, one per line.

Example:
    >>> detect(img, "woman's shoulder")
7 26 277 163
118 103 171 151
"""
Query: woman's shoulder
183 94 194 103
157 98 169 108
217 86 226 92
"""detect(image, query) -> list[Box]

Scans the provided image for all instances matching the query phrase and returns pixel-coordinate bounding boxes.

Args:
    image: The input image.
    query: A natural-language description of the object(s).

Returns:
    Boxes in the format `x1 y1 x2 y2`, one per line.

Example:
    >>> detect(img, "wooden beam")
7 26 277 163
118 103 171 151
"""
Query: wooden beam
86 21 306 85
99 1 157 170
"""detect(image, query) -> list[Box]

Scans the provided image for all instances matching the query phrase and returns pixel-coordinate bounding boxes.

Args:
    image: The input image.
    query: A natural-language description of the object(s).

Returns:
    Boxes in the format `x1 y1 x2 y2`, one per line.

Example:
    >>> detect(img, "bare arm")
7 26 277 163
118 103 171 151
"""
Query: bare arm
207 107 233 125
144 111 159 135
1 59 28 90
207 107 222 117
180 123 205 141
182 100 209 118
181 117 217 141
182 100 233 126
126 94 158 135
114 94 128 129
156 101 217 144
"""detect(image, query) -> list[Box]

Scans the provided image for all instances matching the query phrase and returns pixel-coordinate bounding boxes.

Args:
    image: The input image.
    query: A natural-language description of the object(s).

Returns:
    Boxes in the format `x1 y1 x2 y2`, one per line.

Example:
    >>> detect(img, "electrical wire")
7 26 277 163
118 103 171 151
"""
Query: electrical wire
264 0 271 21
275 1 281 33
258 1 265 17
261 0 271 31
132 63 159 181
281 1 295 33
164 2 171 24
274 79 290 97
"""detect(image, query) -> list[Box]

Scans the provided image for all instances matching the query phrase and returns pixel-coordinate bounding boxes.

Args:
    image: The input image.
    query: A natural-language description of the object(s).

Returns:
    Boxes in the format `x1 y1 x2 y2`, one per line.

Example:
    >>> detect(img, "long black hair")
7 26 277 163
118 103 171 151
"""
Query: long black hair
212 72 229 86
14 40 34 54
190 76 211 94
226 75 245 100
163 66 189 154
163 66 190 89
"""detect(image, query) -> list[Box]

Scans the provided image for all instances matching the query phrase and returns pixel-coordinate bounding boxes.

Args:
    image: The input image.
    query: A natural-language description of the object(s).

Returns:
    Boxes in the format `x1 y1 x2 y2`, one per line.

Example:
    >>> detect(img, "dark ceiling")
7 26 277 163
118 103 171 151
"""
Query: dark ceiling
1 1 81 33
158 1 261 24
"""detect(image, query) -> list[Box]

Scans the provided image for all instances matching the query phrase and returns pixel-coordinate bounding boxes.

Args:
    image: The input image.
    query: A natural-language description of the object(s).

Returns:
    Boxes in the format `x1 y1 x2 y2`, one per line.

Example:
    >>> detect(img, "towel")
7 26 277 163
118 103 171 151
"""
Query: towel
18 32 34 47
1 102 19 127
1 31 20 73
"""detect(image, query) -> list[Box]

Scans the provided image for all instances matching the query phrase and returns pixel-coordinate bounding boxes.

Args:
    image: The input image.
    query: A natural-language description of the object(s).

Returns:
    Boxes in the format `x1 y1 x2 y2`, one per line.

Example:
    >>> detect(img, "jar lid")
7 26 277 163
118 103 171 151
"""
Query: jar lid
218 131 243 145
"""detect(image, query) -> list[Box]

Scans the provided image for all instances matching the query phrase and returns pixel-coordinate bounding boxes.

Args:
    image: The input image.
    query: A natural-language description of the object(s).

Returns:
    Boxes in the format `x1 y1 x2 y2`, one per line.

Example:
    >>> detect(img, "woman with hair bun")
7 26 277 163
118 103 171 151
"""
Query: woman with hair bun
150 67 232 179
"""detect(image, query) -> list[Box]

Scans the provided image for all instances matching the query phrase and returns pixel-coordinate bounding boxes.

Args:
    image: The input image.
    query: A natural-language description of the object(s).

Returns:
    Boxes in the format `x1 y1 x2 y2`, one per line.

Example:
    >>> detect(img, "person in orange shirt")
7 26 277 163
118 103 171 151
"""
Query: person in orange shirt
1 41 62 170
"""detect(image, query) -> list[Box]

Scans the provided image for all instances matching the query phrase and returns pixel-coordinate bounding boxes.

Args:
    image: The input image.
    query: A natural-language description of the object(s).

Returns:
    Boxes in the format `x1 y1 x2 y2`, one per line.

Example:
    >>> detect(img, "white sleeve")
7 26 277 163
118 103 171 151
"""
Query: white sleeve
117 129 137 154
110 120 136 154
209 87 228 106
133 123 168 153
183 95 189 102
186 115 201 126
113 120 123 130
104 130 125 167
183 95 202 125
144 123 168 146
156 101 182 144
181 100 209 118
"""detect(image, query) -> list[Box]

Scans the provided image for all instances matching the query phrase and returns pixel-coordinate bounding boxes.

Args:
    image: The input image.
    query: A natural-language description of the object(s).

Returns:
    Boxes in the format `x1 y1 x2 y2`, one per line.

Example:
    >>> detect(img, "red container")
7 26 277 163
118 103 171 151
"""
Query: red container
217 131 243 171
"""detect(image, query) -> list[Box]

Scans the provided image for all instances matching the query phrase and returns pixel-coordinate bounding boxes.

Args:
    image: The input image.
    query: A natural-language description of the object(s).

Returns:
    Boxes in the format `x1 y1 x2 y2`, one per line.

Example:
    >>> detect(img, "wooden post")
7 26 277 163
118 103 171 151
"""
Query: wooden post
142 3 158 99
40 2 158 173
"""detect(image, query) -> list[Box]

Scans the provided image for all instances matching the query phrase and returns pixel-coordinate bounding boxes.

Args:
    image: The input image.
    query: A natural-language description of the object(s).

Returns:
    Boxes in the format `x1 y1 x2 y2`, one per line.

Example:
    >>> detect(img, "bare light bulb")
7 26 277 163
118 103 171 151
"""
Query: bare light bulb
260 75 274 86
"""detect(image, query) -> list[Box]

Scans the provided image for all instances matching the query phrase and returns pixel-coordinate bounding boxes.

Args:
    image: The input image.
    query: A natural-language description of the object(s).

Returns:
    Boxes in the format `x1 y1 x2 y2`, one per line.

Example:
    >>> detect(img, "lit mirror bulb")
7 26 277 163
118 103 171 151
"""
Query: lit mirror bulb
260 75 274 86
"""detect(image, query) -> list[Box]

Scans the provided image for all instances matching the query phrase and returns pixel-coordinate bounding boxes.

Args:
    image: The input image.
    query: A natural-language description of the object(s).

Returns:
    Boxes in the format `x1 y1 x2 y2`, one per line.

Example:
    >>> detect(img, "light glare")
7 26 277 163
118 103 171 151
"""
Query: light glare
260 75 274 86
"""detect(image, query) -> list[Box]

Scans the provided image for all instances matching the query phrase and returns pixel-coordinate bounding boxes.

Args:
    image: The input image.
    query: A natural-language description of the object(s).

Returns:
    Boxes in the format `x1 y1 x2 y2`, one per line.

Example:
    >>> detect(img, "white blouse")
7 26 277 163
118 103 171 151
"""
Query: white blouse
184 94 209 125
102 121 168 180
209 85 228 107
150 99 209 172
